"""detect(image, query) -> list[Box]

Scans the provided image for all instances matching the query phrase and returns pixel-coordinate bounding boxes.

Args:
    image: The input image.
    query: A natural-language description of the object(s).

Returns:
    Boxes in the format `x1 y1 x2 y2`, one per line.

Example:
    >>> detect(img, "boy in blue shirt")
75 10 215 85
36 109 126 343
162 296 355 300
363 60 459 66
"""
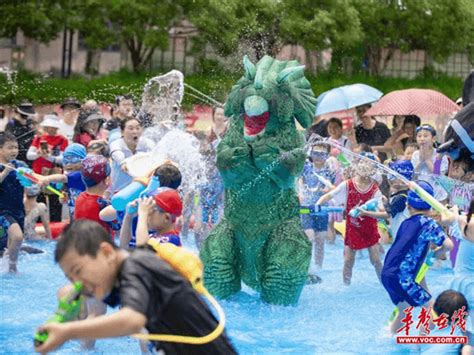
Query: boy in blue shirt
37 143 87 218
381 180 453 334
0 132 27 272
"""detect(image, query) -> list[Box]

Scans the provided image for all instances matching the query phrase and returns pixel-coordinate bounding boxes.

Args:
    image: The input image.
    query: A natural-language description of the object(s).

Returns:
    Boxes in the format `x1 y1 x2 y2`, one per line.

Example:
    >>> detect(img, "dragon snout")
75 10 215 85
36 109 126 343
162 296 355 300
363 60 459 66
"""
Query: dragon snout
243 96 269 140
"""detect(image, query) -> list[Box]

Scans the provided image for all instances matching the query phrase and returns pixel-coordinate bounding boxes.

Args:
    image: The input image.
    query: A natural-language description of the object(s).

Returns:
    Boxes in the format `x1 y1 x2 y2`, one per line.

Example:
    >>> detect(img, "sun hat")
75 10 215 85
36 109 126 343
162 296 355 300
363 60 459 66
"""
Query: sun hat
16 102 36 116
60 98 81 109
84 113 105 124
40 115 61 129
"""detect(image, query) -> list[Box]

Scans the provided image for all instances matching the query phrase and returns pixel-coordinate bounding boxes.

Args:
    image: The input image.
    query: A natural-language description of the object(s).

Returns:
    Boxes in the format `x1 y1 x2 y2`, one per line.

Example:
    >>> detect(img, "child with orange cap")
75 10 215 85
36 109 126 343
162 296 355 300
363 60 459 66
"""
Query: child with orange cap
135 189 183 247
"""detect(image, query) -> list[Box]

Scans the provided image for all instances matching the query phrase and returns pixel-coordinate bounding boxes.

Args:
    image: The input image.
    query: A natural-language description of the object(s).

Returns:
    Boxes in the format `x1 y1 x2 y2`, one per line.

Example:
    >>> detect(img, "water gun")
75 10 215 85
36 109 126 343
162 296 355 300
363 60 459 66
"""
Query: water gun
337 153 351 168
6 165 64 199
34 282 83 346
387 250 436 324
300 205 344 216
132 240 225 344
112 175 161 212
407 182 463 240
349 198 380 218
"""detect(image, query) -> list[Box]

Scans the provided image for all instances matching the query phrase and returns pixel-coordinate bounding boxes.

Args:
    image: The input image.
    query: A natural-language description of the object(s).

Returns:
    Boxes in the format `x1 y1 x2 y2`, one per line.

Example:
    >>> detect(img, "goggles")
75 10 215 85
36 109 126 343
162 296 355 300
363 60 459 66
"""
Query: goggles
416 124 436 136
310 151 329 160
63 156 83 165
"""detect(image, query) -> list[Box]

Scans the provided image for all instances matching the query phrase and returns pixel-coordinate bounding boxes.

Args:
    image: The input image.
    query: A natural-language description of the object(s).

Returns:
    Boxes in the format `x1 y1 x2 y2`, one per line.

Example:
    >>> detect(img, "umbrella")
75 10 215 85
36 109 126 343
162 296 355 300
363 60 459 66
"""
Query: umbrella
315 84 383 116
366 89 459 117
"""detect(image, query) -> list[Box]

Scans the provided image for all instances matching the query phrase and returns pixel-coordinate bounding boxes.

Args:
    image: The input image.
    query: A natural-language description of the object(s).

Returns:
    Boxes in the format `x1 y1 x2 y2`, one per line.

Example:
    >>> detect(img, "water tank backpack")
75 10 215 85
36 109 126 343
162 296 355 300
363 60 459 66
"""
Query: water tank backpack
132 239 226 344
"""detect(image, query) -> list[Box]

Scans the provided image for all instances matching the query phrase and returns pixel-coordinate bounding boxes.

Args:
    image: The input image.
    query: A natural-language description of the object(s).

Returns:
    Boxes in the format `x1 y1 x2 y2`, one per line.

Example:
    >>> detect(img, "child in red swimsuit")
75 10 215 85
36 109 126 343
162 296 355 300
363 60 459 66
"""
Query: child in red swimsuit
317 152 384 285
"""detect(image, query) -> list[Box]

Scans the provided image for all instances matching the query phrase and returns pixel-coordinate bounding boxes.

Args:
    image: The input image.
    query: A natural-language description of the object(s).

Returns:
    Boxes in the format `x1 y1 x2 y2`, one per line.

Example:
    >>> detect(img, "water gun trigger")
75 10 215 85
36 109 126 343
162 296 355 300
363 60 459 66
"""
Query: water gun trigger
139 175 161 198
33 282 83 346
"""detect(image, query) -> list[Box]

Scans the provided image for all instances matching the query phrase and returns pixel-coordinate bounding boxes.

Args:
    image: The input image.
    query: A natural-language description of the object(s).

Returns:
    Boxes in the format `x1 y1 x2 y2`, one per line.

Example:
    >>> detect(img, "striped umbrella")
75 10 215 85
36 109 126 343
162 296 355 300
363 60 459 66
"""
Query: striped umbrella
366 89 459 117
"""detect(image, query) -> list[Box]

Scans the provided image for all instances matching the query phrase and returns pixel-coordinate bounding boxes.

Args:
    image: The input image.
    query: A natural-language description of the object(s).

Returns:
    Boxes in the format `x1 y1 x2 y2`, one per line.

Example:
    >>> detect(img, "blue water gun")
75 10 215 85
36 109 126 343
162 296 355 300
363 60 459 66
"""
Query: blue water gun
349 198 380 218
301 205 344 216
119 176 162 215
112 176 161 212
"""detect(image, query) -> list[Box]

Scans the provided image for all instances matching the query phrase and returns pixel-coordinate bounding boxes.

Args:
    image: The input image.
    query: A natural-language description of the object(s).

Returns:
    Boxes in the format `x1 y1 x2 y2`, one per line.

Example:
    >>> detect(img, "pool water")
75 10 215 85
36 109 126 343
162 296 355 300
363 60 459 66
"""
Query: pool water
1 237 454 354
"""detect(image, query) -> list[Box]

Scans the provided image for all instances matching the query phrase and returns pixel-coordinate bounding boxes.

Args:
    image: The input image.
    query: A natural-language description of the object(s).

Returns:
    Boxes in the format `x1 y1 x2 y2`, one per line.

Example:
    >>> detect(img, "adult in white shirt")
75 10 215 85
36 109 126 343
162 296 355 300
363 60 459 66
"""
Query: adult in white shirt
58 98 81 142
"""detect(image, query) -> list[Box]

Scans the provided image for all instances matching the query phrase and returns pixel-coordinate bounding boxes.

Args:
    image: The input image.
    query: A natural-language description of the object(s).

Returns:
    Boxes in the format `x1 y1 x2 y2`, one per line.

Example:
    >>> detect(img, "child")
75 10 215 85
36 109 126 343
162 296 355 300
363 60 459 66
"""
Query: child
34 220 236 354
24 184 52 240
103 162 182 249
381 181 453 334
36 143 87 218
411 124 449 178
299 142 336 269
134 189 183 247
385 160 414 239
327 117 352 151
26 115 68 175
419 290 471 354
73 110 105 148
449 200 474 340
74 155 111 233
0 132 26 272
317 152 383 285
402 142 418 161
87 140 110 158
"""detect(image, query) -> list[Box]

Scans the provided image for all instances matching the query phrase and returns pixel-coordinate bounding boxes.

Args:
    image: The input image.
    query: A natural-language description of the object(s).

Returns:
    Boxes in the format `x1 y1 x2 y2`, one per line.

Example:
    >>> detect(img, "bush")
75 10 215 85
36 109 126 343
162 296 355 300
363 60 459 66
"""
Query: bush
0 68 464 108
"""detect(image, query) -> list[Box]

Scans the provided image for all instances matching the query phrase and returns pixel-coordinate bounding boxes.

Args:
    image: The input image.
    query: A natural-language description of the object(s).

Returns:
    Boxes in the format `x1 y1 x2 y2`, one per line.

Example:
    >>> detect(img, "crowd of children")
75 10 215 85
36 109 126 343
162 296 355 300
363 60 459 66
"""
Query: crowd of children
0 94 472 354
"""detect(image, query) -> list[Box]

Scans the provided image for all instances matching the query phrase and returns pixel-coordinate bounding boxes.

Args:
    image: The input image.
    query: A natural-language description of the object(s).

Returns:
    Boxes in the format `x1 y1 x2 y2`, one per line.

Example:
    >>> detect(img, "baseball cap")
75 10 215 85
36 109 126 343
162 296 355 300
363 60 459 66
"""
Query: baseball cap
81 155 110 187
153 189 183 217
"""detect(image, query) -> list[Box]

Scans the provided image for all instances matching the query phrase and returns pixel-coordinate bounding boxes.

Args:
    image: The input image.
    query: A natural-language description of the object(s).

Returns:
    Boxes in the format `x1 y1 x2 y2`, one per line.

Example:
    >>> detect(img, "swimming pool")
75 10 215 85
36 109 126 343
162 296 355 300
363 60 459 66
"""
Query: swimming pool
0 237 454 354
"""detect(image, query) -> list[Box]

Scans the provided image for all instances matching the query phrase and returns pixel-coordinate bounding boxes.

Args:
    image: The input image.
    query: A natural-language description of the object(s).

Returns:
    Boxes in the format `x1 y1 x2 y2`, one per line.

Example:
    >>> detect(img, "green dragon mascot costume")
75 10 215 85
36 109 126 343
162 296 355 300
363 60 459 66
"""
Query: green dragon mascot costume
200 55 317 305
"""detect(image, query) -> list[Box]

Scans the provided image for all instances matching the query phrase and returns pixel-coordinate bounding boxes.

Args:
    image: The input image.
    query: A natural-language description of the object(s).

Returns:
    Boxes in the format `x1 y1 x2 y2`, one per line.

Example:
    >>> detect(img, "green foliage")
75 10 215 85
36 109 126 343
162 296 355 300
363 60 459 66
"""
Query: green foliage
190 0 282 59
0 1 64 43
190 0 362 60
351 0 474 74
0 69 463 109
281 0 362 51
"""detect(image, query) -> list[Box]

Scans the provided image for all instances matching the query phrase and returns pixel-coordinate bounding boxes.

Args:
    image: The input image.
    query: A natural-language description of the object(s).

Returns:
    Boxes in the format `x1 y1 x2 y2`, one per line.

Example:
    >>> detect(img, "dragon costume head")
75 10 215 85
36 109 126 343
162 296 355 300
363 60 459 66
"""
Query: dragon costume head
224 55 317 141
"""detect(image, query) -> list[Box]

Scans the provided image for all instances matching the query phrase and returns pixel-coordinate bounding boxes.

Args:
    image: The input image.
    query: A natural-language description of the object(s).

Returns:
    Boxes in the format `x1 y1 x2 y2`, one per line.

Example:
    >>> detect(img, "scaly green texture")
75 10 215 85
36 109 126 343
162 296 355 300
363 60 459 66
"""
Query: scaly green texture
200 55 316 305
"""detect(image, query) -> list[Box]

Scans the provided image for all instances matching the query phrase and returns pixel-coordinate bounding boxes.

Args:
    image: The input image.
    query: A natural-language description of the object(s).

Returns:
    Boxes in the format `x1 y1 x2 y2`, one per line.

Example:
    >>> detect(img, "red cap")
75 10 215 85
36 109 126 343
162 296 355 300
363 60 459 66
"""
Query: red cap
154 190 183 216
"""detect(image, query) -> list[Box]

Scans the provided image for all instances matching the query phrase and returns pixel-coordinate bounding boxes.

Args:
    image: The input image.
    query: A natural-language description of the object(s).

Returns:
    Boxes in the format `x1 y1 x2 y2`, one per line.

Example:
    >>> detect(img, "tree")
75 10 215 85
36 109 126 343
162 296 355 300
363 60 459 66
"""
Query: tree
0 1 64 43
113 0 200 72
189 0 282 60
190 0 362 67
73 0 195 73
352 0 474 75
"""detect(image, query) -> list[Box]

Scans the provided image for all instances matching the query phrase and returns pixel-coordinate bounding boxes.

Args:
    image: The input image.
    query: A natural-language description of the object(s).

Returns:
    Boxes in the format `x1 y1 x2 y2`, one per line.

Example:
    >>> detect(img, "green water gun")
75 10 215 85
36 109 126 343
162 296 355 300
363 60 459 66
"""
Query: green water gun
34 282 83 346
336 153 351 168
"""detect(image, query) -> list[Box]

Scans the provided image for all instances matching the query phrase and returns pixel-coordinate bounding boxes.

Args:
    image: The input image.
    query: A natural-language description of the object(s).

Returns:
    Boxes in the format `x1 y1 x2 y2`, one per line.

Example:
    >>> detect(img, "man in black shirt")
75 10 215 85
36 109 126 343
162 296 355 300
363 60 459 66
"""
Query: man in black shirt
35 220 237 354
354 104 391 161
5 103 37 164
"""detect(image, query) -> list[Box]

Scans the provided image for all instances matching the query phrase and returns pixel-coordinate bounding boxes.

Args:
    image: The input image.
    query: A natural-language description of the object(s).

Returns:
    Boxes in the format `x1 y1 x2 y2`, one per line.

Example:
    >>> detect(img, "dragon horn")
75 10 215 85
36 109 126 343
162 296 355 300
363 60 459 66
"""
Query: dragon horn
243 55 256 80
276 65 306 84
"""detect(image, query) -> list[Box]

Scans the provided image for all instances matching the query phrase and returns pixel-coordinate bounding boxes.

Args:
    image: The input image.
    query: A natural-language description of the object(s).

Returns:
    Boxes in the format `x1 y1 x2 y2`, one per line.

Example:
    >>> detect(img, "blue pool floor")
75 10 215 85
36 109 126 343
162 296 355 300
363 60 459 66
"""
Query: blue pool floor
0 236 454 354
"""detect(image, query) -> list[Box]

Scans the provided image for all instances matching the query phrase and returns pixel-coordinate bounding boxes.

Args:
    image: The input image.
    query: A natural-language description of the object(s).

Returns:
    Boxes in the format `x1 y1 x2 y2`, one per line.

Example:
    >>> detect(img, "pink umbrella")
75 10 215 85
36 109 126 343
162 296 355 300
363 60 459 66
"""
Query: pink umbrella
366 89 459 116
